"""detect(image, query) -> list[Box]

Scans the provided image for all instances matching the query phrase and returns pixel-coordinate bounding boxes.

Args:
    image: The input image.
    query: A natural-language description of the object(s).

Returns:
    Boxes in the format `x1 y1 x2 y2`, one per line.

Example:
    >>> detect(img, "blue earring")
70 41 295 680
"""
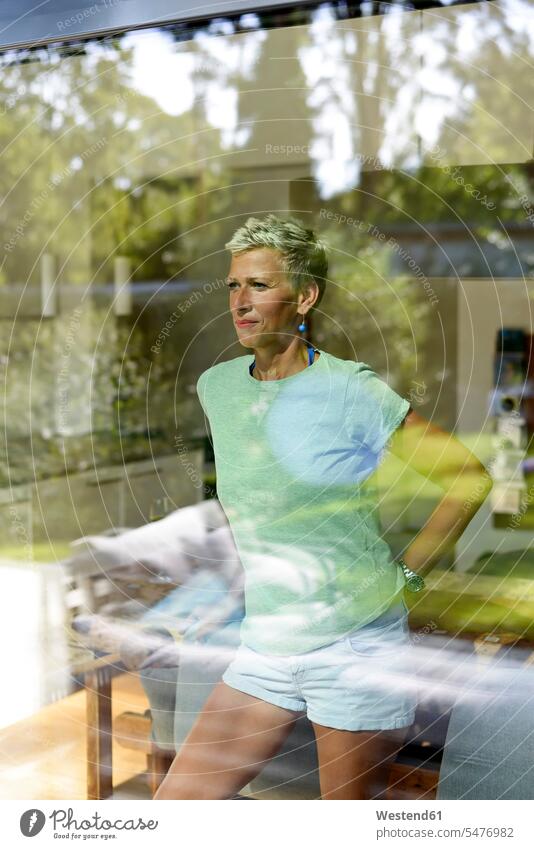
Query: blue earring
298 316 306 332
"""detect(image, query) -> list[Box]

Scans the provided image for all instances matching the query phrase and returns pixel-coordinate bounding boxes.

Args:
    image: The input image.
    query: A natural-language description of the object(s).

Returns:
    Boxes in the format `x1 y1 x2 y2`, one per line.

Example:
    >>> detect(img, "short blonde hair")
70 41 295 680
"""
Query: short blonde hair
225 213 328 308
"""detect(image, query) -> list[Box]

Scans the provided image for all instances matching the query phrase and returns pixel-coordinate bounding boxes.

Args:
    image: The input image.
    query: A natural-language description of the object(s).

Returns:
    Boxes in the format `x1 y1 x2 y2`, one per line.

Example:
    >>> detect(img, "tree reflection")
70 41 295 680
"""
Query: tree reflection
0 0 531 490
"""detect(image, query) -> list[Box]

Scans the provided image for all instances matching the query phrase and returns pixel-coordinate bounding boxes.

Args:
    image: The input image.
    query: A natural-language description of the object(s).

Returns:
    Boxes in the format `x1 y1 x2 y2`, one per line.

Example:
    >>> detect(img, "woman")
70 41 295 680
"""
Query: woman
154 214 492 800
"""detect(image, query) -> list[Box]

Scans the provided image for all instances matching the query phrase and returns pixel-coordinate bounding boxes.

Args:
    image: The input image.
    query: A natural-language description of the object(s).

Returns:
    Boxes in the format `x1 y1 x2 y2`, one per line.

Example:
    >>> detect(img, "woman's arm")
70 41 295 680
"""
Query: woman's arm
387 408 493 578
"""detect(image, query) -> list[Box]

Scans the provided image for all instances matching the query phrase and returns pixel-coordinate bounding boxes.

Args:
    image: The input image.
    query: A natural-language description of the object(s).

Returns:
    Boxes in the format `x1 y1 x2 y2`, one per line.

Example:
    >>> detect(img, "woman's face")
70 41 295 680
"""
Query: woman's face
226 247 305 349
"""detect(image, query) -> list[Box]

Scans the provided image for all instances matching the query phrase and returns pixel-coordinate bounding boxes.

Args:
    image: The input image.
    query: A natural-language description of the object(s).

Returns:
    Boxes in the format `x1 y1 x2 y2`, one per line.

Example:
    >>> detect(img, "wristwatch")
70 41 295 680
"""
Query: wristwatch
397 557 426 593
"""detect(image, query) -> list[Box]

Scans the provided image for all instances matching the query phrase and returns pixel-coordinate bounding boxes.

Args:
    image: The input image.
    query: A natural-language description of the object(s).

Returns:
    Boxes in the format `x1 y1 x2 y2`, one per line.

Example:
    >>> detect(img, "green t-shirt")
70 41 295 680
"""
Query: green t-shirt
196 349 410 655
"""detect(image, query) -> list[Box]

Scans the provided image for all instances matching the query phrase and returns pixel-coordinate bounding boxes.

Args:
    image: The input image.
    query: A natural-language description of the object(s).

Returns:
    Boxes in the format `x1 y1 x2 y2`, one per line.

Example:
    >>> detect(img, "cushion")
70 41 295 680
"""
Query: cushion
437 662 534 799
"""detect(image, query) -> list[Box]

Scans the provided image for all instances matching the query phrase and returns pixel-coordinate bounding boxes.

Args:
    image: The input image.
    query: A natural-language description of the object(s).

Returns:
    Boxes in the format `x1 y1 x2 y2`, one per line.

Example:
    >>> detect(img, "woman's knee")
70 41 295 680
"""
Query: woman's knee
153 773 229 800
153 681 298 799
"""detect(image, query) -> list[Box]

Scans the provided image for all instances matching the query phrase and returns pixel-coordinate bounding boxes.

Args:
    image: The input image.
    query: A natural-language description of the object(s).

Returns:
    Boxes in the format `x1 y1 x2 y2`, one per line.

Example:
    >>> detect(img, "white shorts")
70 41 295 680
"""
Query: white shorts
222 597 418 731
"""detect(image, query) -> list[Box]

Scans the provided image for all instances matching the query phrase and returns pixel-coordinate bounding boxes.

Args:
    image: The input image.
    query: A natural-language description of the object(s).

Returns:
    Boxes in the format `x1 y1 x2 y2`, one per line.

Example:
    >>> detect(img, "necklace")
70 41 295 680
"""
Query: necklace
249 343 318 379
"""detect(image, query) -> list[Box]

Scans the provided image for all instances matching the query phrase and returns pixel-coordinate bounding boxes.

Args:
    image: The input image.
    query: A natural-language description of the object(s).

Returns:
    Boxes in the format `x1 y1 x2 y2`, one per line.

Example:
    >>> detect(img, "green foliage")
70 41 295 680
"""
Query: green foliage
0 17 532 489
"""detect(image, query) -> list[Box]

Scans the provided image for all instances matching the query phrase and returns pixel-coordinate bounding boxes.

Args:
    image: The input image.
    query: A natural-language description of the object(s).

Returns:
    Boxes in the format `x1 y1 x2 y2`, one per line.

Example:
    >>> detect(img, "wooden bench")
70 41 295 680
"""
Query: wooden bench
61 554 177 799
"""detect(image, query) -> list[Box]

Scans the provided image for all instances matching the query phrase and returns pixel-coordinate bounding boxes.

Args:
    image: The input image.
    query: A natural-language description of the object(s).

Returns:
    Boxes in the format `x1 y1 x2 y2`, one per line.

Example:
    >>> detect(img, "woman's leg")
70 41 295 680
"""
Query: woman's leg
312 723 408 800
154 680 301 799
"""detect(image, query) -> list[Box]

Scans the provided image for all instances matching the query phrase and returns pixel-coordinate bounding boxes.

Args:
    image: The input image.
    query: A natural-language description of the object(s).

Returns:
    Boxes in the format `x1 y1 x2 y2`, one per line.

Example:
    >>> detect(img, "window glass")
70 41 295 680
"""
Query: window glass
0 0 533 800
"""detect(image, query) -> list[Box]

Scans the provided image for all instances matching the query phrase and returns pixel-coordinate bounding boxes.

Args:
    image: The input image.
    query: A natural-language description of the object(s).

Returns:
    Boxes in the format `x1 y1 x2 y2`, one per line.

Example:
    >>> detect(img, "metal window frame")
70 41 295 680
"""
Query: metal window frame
0 0 317 51
0 1 489 52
